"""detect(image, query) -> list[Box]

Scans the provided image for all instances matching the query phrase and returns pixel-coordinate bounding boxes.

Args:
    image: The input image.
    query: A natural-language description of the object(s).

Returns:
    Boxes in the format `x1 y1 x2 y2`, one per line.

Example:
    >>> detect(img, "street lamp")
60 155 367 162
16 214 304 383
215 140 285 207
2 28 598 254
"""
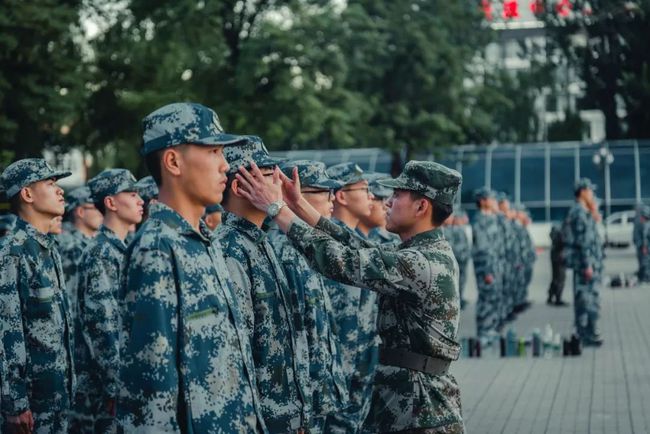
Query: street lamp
592 144 614 223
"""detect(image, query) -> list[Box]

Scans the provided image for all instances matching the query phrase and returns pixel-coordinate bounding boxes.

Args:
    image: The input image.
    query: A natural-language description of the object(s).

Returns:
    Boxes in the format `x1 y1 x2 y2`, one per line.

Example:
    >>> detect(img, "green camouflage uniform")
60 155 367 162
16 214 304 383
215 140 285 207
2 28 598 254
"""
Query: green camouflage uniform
282 161 464 433
0 159 75 434
118 102 266 433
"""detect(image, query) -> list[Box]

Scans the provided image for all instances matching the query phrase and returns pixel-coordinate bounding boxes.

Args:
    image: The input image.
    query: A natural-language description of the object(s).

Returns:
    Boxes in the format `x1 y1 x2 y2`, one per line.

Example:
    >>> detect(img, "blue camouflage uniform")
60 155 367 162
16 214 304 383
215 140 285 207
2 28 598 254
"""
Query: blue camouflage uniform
562 179 604 344
634 205 650 281
269 160 349 432
472 188 503 339
515 212 536 307
324 163 380 433
496 195 517 322
74 169 139 433
219 139 311 432
281 161 464 433
0 159 75 434
118 103 266 433
0 214 16 237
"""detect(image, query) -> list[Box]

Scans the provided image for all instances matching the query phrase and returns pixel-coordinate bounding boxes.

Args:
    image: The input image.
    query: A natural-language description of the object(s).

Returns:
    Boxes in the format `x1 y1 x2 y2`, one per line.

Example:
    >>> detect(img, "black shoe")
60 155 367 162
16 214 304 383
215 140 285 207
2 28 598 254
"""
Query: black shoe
547 297 555 306
554 300 569 307
583 335 604 347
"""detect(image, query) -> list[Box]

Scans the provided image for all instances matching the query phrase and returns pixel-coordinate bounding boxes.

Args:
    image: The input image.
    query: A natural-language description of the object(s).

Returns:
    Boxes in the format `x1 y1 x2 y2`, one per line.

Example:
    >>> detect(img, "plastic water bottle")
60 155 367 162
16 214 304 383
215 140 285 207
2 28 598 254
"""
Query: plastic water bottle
543 324 553 358
532 328 542 357
553 333 562 357
506 328 517 357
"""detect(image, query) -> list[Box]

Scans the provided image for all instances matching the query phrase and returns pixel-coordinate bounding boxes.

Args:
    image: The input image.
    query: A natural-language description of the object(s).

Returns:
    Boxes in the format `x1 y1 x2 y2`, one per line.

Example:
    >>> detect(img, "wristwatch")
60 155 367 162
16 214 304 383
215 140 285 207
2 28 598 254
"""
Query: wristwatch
266 200 287 218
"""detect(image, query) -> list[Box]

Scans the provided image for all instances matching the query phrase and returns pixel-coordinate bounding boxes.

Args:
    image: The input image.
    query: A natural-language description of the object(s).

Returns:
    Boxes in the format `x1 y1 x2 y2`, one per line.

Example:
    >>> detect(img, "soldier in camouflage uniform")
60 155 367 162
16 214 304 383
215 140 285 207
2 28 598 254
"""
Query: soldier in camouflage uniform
134 175 158 223
358 172 401 245
268 160 350 433
562 178 604 346
633 204 650 281
234 159 464 433
0 158 75 434
472 188 503 340
323 162 379 433
118 103 266 432
514 207 536 309
636 205 650 282
58 186 102 315
442 211 470 310
218 137 311 432
74 169 144 433
496 193 518 321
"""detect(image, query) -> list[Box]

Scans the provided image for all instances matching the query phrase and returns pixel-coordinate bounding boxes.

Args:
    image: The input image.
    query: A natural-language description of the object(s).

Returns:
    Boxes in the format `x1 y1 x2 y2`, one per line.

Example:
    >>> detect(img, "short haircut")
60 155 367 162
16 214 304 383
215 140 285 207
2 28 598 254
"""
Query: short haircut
94 200 107 215
9 194 21 215
409 191 453 226
574 187 584 198
144 149 164 187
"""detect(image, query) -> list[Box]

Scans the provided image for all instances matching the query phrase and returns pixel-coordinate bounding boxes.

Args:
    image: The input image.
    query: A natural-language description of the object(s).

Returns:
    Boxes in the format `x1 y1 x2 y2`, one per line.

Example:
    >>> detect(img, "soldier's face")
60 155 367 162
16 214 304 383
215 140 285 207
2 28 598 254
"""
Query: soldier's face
385 190 419 233
77 203 103 231
26 178 65 217
361 198 387 228
48 216 63 234
336 180 372 218
302 188 334 218
111 191 145 225
178 144 230 206
204 211 222 230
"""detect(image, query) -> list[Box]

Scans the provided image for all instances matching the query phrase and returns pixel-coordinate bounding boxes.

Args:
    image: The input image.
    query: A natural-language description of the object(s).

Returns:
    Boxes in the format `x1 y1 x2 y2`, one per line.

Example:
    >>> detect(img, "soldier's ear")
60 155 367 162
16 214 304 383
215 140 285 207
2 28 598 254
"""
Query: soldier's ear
161 148 182 178
19 186 35 205
230 178 245 199
334 189 347 206
104 195 118 212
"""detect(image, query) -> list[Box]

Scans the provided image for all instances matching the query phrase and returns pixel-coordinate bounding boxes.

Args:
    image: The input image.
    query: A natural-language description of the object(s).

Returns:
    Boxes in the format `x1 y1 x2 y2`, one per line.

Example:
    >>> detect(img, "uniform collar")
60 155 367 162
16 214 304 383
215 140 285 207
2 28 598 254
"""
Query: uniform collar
222 211 267 244
97 225 127 253
14 216 54 249
148 202 214 243
399 227 443 249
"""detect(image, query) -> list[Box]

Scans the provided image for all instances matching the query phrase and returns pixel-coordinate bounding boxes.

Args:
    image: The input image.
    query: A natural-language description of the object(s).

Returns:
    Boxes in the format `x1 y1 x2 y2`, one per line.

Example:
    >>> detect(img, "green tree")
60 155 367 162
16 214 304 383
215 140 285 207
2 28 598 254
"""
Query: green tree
0 0 85 160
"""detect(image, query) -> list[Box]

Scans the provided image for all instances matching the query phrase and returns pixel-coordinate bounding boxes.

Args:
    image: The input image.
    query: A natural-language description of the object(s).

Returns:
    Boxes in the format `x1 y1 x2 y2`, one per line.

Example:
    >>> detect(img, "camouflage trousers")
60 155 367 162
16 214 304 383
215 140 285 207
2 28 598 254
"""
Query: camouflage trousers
476 279 502 338
638 249 650 281
572 272 601 338
457 259 468 303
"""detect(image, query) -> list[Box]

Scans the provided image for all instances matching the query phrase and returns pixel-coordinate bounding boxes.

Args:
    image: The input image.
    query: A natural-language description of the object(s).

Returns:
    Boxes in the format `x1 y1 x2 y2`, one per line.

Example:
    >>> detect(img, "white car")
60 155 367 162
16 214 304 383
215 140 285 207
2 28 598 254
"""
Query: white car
604 210 636 247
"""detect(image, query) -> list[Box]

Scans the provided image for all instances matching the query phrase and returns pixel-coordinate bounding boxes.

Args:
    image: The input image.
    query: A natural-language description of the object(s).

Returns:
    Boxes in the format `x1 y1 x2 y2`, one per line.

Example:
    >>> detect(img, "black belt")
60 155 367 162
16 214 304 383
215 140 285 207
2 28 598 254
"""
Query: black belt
379 348 451 375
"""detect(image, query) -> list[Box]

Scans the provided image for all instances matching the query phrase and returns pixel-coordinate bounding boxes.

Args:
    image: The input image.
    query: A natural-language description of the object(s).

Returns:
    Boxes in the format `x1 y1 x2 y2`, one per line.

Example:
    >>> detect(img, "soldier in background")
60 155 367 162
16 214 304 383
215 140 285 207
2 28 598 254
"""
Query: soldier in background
548 223 568 305
134 175 158 223
75 169 143 433
235 159 465 433
58 186 102 315
514 206 535 311
0 159 75 434
268 160 349 433
357 172 401 245
443 210 470 310
203 203 224 230
633 204 649 281
496 193 517 322
0 213 16 238
324 162 379 434
119 103 266 432
562 178 604 346
472 188 503 341
218 137 311 432
637 205 650 282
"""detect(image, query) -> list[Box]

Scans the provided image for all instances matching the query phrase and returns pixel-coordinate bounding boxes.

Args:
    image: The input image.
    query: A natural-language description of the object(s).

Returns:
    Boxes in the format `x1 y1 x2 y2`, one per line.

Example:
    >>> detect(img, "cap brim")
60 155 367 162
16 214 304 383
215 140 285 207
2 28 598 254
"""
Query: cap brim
46 170 73 182
193 133 250 147
306 179 343 190
377 178 408 190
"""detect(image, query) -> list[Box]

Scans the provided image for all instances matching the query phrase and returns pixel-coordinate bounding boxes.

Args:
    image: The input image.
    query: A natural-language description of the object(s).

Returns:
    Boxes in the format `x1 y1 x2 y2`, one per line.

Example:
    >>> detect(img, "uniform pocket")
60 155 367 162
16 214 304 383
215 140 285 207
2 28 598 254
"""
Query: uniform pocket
28 287 55 318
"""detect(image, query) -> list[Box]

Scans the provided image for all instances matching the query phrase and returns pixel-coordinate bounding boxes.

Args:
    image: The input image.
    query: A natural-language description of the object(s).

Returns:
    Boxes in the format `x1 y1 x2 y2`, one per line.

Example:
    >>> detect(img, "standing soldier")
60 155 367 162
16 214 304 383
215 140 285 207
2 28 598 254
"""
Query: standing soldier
236 159 465 433
633 204 649 281
268 160 349 433
444 211 471 310
118 103 266 432
74 169 144 433
134 175 158 223
0 159 75 434
637 205 650 282
357 172 401 245
496 193 517 321
58 186 103 313
217 137 311 432
514 207 535 311
324 162 379 433
472 188 503 341
548 223 568 305
562 178 604 346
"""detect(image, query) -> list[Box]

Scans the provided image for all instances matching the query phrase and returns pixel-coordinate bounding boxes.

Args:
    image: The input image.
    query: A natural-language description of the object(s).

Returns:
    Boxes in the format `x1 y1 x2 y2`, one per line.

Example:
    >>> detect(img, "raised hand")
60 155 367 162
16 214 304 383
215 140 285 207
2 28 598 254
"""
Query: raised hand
236 162 283 212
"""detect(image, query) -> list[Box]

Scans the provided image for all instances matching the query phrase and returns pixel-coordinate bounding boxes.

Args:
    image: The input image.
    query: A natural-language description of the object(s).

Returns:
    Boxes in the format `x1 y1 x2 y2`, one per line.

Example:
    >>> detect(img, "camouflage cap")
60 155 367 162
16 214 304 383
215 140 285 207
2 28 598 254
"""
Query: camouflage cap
474 187 495 202
205 203 224 214
224 135 283 175
0 158 72 198
326 162 365 186
378 161 462 206
0 214 16 232
88 169 138 204
575 177 597 192
142 102 248 155
280 160 343 190
363 172 393 199
639 204 650 219
496 191 511 203
65 186 93 214
135 176 159 203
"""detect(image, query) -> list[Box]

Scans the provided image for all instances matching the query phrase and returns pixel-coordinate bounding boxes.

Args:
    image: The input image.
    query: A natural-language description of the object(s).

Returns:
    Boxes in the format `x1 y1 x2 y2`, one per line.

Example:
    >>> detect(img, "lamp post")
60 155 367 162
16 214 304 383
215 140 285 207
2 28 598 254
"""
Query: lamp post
592 144 614 222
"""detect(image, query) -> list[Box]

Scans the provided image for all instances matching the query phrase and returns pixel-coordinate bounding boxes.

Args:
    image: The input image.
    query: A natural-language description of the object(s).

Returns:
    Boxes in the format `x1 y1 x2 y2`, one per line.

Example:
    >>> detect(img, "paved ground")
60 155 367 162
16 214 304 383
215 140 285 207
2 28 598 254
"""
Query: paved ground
453 247 650 434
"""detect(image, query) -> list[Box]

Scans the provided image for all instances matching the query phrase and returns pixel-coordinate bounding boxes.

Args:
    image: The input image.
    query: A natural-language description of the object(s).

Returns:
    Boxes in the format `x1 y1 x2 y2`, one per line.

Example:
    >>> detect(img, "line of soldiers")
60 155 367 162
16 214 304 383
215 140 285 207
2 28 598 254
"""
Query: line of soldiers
0 102 466 433
470 188 537 343
633 203 650 282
